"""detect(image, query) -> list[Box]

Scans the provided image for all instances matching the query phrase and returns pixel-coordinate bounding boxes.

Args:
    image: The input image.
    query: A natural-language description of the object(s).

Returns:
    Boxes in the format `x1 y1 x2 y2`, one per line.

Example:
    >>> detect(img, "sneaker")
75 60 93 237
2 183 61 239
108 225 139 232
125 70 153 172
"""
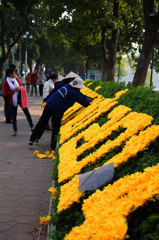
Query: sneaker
29 141 34 146
35 139 39 143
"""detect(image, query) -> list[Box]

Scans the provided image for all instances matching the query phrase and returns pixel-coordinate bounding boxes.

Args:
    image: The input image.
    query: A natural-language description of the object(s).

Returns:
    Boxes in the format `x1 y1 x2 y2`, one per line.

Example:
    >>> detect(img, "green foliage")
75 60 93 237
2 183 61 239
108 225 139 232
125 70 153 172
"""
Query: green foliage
51 65 159 239
127 201 159 240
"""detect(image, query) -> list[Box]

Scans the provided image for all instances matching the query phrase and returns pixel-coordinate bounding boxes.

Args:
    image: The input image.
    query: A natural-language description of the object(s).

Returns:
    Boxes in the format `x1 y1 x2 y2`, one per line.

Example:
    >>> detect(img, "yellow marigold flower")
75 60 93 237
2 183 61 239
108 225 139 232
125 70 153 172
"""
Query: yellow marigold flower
45 151 50 156
48 150 55 159
42 102 46 108
33 150 39 156
95 86 102 91
87 82 92 86
37 154 47 159
48 187 59 199
39 215 51 225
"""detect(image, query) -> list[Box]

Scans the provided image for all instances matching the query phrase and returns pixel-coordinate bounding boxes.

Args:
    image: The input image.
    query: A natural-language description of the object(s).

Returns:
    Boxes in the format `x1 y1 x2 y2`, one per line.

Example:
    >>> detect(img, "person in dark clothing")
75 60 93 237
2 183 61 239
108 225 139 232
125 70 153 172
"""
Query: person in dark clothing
34 73 75 141
29 78 93 150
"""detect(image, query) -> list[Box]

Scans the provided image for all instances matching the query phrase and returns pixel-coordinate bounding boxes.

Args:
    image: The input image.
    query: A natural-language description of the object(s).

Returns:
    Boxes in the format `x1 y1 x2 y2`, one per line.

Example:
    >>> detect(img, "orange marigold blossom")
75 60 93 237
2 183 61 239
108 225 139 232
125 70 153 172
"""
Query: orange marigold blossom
62 88 99 123
58 125 159 211
33 150 39 156
37 153 47 159
58 111 153 183
45 151 50 156
86 82 93 86
39 215 51 225
48 187 59 199
60 88 128 144
95 86 102 91
64 164 159 239
42 102 46 108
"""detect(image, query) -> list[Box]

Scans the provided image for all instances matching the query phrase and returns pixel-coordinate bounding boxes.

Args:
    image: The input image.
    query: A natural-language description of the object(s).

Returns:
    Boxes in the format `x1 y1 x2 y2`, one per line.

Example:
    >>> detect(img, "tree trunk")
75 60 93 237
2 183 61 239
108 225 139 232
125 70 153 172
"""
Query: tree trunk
132 0 159 87
101 27 107 82
107 28 120 82
132 35 155 87
86 45 93 78
102 0 120 82
35 58 41 71
28 60 33 73
0 59 4 79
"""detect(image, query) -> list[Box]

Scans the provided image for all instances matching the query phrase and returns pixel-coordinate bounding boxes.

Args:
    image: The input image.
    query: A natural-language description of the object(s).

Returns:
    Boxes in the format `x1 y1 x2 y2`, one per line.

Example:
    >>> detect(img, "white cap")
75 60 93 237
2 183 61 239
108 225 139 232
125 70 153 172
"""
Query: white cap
69 77 85 89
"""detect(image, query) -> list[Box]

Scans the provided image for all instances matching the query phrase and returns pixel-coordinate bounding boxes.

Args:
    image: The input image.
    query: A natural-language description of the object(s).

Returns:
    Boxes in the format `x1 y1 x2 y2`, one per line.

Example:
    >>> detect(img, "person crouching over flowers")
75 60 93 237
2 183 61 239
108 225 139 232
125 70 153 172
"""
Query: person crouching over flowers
4 68 34 136
29 77 93 150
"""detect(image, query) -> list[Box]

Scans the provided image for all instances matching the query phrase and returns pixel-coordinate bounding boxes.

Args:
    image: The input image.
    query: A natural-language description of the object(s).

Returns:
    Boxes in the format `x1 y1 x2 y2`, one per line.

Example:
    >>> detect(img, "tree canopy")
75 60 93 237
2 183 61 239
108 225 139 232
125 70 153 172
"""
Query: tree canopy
0 0 159 86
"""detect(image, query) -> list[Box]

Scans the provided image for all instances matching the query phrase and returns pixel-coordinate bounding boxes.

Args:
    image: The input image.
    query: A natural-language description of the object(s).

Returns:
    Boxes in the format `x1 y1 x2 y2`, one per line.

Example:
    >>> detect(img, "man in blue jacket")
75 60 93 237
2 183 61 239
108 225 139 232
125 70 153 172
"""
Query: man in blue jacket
29 78 93 150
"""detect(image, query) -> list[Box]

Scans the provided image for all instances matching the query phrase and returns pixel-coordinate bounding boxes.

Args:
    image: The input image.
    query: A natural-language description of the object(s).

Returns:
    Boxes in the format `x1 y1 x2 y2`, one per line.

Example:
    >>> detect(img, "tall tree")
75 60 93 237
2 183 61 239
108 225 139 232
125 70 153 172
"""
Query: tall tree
0 0 39 77
132 0 159 86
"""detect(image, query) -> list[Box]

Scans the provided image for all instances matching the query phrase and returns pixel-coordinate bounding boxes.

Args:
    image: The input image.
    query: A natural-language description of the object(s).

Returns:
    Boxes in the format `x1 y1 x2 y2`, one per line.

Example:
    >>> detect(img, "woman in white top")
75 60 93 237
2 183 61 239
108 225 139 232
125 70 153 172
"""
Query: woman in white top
43 74 57 102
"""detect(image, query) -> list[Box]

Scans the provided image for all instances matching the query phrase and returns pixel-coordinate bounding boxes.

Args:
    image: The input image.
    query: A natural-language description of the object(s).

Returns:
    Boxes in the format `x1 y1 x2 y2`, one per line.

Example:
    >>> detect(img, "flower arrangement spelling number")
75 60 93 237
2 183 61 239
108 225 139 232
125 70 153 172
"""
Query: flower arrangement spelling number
47 84 159 239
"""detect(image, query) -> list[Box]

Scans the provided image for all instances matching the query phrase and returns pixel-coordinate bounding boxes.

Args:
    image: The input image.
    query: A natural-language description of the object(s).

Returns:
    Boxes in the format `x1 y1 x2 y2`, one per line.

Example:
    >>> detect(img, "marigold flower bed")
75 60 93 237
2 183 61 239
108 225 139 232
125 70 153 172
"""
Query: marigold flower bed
49 81 159 240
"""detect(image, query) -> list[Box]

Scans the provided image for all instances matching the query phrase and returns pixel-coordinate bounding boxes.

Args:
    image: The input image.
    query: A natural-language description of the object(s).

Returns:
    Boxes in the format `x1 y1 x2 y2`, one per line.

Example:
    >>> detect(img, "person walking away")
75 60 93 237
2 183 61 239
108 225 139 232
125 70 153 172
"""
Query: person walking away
30 69 38 96
38 72 46 97
4 68 34 136
25 73 31 92
29 78 93 150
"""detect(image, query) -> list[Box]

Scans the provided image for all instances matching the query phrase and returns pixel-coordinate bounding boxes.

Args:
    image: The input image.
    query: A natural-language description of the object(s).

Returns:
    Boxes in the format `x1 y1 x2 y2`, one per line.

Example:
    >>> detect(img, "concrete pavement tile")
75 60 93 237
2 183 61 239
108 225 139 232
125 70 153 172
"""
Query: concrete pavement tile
19 201 40 209
21 195 42 202
0 207 16 214
20 190 43 196
0 194 21 202
0 232 7 239
17 208 40 216
0 215 13 223
0 223 10 232
0 200 19 208
14 215 38 224
10 223 35 233
5 230 34 240
40 202 50 211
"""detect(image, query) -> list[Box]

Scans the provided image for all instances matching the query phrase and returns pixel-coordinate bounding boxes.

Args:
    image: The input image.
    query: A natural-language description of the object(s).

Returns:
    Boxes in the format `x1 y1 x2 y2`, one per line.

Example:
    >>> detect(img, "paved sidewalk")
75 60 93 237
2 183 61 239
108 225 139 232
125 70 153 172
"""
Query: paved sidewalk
0 94 53 240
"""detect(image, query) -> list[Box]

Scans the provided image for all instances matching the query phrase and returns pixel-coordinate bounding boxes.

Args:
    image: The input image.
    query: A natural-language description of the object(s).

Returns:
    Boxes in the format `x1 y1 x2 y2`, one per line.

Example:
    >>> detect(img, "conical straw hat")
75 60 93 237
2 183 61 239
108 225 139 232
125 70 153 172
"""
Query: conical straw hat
57 74 64 82
64 71 81 80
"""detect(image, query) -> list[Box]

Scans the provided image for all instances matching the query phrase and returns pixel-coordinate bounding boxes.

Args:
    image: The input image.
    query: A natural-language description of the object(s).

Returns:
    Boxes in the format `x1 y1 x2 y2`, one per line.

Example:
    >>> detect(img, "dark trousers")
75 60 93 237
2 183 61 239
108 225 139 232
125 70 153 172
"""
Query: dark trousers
4 96 12 123
30 105 63 149
39 84 44 96
26 83 30 92
10 104 34 132
30 82 37 96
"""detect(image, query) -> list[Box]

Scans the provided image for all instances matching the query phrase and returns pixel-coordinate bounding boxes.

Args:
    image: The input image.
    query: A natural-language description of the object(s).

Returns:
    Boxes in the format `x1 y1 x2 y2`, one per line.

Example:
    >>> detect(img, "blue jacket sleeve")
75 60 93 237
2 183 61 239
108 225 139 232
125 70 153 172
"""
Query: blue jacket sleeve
80 92 93 101
73 92 90 107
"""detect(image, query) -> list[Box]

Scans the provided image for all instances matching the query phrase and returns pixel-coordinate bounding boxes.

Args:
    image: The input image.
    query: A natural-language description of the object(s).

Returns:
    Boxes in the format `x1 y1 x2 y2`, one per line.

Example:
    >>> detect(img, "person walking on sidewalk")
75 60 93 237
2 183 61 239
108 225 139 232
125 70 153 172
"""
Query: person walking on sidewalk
25 73 31 92
29 78 93 150
4 68 34 136
38 71 46 97
30 69 38 96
